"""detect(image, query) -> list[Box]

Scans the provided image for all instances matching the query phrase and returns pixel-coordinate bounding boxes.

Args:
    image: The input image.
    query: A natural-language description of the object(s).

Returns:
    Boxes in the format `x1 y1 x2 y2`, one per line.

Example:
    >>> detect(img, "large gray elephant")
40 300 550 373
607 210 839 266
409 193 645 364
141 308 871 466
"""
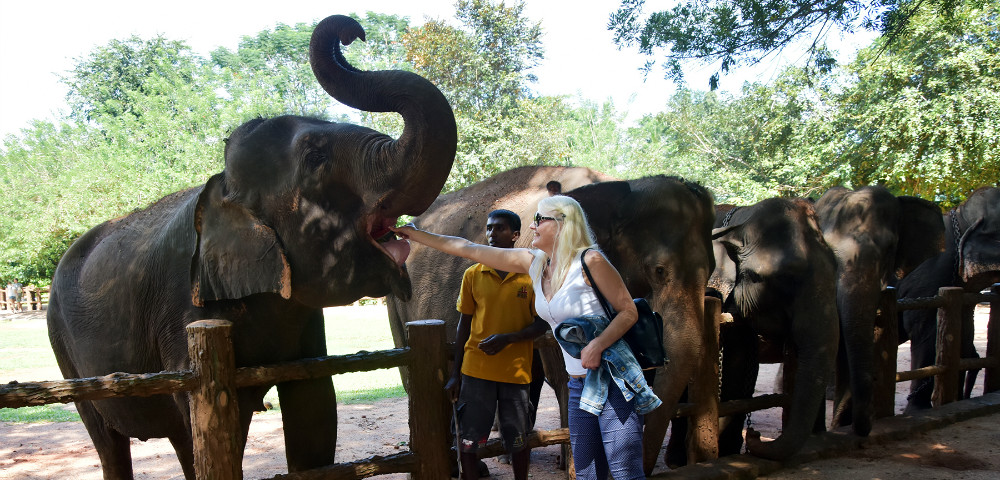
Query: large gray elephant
815 186 945 436
667 198 839 462
898 186 1000 412
385 168 716 474
45 15 456 480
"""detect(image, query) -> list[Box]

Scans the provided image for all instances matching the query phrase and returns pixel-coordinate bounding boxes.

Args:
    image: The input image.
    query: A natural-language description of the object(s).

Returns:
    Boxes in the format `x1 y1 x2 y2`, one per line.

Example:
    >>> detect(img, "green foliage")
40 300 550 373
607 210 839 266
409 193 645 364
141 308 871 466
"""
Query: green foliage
405 0 543 115
608 0 961 90
834 0 1000 205
0 406 81 423
2 2 997 281
401 0 558 190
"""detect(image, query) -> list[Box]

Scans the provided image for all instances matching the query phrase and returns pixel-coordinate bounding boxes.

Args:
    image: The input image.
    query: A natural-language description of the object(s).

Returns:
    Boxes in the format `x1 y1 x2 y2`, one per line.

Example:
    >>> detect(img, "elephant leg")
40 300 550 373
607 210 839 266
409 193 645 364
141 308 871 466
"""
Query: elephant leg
168 435 196 480
277 377 338 471
747 315 837 460
664 389 688 468
959 303 981 399
529 348 545 428
903 306 936 413
718 323 758 457
76 400 134 480
537 342 569 470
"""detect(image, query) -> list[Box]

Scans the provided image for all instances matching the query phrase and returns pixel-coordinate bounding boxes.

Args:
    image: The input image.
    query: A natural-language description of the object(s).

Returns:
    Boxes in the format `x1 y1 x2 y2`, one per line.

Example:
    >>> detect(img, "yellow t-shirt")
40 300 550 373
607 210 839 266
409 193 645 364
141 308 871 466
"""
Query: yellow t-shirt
456 263 536 384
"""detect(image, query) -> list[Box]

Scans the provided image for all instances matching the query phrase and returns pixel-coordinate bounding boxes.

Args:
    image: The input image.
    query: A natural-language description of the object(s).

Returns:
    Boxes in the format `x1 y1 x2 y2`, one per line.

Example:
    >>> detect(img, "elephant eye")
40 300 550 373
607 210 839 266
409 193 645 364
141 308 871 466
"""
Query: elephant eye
304 151 327 170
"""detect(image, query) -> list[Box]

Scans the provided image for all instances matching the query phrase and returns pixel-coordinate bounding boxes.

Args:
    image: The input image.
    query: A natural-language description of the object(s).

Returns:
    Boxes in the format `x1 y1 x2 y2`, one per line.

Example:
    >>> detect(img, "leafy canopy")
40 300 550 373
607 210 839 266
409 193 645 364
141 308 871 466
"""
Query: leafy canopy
608 0 964 89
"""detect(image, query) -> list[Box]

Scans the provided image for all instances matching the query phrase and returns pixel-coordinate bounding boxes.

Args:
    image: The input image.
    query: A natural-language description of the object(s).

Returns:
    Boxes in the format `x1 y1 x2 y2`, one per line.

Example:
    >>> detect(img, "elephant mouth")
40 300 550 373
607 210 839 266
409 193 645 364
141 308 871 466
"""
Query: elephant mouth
369 216 410 268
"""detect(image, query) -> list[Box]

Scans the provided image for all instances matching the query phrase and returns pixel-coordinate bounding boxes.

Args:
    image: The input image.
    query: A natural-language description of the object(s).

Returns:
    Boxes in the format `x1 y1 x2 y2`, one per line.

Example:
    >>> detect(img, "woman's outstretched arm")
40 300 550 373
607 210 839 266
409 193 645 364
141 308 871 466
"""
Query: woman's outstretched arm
391 224 535 274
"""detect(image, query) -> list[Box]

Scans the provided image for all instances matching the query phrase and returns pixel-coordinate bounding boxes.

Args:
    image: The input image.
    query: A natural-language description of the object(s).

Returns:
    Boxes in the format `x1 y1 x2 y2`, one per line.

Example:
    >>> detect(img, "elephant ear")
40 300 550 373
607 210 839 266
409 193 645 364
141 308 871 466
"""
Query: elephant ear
566 181 632 245
708 225 743 307
190 174 292 307
895 196 946 279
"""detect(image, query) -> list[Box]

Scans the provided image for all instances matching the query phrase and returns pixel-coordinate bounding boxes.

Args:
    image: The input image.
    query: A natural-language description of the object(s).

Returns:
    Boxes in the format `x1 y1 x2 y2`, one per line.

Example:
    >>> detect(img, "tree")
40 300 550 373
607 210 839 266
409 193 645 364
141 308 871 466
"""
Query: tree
403 0 543 115
402 0 562 189
833 0 1000 204
210 12 411 121
63 36 210 124
608 0 962 89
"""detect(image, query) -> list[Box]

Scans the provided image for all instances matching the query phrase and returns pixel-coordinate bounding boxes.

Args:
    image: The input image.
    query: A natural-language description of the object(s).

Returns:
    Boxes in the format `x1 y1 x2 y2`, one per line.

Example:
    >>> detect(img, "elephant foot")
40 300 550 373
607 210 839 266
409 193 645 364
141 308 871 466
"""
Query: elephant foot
744 428 797 461
852 407 873 437
903 399 932 415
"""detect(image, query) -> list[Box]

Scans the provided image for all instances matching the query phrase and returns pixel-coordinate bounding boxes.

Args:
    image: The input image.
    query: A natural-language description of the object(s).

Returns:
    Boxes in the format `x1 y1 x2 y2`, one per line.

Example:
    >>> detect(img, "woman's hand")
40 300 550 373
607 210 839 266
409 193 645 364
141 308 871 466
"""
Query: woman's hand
389 223 417 240
580 340 604 370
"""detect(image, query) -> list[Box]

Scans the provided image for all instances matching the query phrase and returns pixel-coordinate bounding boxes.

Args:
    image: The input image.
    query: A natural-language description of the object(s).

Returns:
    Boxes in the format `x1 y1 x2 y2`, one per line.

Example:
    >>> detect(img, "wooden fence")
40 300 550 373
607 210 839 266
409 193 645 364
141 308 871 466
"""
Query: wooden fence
0 319 459 479
1 286 48 311
0 284 997 478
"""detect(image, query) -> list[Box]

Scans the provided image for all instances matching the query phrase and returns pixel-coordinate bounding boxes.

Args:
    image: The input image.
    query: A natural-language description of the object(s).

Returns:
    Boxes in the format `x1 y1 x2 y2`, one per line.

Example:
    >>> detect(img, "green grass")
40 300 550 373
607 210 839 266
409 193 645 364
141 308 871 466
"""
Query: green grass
0 304 406 422
1 405 81 422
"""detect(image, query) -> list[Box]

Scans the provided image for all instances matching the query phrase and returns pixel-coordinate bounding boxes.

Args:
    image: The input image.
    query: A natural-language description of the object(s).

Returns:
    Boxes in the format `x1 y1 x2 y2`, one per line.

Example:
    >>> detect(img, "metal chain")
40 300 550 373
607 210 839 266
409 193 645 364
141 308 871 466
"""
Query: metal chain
951 209 963 285
722 206 739 228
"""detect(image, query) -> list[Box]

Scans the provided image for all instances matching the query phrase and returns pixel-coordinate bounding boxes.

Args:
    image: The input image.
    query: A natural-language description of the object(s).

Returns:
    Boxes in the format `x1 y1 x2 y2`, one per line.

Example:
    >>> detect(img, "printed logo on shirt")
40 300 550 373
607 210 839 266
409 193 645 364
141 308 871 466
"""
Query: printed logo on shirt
517 286 529 298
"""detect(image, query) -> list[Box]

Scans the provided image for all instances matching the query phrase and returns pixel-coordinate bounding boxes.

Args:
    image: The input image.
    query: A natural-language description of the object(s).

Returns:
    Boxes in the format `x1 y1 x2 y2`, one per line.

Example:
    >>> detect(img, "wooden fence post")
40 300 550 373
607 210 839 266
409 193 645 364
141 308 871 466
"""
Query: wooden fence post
187 320 242 480
688 296 721 462
406 320 450 480
873 287 899 418
932 287 964 407
985 284 1000 394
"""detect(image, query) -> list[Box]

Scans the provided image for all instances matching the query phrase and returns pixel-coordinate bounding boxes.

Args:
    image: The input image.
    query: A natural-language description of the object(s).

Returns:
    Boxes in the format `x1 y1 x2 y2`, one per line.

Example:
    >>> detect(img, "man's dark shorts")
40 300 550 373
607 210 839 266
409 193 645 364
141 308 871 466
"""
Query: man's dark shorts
456 374 532 454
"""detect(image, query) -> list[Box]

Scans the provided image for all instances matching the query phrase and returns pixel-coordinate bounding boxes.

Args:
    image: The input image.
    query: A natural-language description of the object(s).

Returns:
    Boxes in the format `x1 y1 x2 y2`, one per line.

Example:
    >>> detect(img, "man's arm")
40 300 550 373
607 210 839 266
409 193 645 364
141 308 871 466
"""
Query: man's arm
444 313 473 402
478 317 550 355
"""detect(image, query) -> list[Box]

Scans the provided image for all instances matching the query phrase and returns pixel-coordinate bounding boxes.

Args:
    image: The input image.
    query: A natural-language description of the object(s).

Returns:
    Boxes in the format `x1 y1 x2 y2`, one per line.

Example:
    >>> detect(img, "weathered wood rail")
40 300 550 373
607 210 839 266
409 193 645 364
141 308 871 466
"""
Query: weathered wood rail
1 320 457 479
0 284 996 478
1 286 47 311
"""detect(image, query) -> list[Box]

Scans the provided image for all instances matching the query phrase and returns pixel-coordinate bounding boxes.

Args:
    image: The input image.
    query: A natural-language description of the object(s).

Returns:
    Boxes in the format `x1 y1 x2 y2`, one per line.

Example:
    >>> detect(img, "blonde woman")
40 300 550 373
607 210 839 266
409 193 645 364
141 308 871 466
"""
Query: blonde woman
392 195 648 479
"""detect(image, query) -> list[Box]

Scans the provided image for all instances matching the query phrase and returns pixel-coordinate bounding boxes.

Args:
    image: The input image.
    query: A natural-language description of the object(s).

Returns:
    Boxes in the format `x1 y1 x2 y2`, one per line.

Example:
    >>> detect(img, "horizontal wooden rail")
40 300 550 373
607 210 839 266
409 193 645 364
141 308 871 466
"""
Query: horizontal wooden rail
235 348 410 388
896 365 946 383
266 452 417 480
475 427 571 460
0 371 198 408
896 295 946 311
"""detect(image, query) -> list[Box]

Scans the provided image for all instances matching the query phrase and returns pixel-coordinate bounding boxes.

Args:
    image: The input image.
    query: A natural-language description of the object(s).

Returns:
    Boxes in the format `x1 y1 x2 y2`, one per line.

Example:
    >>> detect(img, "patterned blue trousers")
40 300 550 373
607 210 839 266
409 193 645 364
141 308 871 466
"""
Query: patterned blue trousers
567 375 645 479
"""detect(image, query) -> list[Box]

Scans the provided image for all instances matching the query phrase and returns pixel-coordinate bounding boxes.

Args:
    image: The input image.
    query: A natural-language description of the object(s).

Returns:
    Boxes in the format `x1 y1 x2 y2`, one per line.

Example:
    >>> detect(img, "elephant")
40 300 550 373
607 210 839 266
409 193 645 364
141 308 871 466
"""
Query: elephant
385 168 717 474
45 15 456 480
667 198 839 462
898 186 1000 412
815 186 945 436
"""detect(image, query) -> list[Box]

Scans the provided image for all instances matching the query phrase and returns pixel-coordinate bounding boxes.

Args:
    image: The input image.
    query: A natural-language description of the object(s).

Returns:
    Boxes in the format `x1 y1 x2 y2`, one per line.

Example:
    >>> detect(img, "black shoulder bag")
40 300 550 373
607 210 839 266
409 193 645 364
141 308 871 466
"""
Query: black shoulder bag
579 248 667 371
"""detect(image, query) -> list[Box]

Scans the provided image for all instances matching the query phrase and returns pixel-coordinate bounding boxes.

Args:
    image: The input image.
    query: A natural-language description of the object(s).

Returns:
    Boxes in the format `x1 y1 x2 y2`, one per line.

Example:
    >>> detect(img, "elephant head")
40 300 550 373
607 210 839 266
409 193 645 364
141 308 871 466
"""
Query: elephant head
707 197 839 460
898 186 998 412
192 14 456 309
954 187 1000 290
46 14 456 478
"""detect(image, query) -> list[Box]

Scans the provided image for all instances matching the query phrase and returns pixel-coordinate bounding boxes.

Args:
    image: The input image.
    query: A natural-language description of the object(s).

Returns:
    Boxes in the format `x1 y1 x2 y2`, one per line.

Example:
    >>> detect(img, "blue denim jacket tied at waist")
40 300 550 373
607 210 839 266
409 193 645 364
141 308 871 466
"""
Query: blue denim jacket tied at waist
554 315 662 415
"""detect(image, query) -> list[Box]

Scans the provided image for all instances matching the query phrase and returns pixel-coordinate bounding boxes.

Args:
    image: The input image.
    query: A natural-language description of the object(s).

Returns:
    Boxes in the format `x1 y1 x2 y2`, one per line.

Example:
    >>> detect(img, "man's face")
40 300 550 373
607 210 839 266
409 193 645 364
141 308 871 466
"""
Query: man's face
486 216 519 248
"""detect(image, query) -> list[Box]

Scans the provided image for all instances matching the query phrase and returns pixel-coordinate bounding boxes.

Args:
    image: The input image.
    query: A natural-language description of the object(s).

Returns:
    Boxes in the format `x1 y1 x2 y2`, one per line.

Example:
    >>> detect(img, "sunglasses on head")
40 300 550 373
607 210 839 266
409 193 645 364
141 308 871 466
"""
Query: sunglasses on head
534 213 557 225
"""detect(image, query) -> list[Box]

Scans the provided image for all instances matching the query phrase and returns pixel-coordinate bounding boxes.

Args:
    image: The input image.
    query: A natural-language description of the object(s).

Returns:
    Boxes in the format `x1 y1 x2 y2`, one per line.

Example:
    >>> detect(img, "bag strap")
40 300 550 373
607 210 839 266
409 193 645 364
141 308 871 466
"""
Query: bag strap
580 248 615 319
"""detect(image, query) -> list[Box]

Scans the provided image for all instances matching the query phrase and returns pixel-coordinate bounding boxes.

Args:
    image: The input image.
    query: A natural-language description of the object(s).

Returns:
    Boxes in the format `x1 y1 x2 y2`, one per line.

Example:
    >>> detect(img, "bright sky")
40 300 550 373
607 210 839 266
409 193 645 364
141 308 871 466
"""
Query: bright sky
0 1 866 139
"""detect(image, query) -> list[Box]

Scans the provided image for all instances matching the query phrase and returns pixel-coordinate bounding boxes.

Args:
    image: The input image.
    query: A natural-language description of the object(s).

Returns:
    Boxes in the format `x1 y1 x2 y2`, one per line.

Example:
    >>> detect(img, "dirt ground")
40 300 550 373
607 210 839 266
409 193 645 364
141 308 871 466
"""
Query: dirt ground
0 305 995 479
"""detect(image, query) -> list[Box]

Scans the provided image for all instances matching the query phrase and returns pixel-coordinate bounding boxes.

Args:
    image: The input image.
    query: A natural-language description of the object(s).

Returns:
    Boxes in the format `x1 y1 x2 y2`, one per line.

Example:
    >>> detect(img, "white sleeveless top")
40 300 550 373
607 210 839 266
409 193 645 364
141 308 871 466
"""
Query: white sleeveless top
532 251 605 376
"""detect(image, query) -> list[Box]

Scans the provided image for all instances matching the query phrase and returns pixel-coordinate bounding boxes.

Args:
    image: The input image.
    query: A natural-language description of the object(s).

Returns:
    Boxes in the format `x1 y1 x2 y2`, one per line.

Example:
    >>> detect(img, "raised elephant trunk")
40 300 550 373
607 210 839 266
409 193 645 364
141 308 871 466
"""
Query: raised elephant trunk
309 15 457 217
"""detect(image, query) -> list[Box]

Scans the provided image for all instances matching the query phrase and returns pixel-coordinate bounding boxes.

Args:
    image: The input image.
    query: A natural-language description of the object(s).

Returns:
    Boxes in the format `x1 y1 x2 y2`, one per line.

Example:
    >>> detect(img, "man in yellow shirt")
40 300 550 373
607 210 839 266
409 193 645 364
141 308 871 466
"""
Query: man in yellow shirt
446 209 548 480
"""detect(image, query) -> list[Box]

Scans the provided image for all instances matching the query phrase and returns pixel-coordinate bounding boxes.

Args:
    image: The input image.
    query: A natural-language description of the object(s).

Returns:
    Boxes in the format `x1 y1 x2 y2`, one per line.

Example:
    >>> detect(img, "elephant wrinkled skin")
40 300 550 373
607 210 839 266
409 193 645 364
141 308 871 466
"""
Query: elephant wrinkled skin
45 15 456 480
815 186 945 436
899 186 1000 411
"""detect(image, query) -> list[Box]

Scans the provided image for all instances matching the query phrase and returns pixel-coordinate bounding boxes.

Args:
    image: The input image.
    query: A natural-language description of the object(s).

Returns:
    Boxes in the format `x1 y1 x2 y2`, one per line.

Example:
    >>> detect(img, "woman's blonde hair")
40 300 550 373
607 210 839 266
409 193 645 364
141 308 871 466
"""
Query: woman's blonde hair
530 195 598 291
